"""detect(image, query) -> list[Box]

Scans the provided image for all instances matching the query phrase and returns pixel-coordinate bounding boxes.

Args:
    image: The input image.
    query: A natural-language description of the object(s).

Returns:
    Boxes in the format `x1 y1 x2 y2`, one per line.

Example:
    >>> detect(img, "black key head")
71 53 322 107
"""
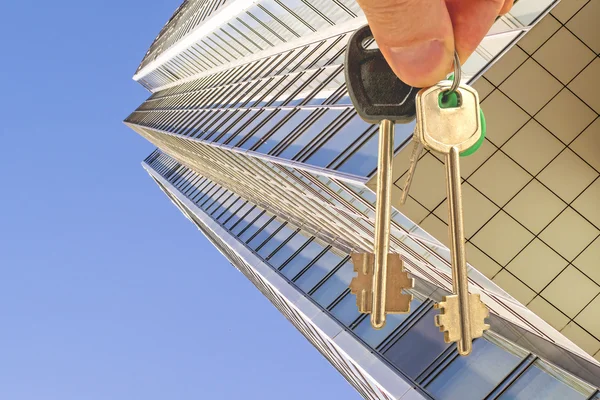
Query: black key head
345 25 419 124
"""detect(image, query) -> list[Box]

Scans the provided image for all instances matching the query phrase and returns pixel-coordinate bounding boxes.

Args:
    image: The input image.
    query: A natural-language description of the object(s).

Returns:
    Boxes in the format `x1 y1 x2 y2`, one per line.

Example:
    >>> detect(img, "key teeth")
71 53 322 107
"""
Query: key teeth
434 294 491 344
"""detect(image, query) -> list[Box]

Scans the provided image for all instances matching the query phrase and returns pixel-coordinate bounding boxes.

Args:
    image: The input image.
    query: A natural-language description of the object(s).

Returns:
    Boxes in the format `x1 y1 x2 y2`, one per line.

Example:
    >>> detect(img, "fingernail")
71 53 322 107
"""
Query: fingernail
387 40 449 87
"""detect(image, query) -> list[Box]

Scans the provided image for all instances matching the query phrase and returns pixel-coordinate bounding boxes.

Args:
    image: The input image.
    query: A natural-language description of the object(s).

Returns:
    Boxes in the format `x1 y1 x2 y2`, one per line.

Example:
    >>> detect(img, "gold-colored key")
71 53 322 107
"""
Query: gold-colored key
344 25 418 329
415 80 490 355
350 121 415 329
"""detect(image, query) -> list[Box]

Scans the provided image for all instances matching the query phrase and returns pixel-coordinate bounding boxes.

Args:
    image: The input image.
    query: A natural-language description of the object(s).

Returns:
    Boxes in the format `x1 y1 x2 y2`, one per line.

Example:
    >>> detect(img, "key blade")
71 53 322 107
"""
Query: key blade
349 253 414 316
385 254 414 314
372 120 395 329
350 253 374 314
399 137 423 205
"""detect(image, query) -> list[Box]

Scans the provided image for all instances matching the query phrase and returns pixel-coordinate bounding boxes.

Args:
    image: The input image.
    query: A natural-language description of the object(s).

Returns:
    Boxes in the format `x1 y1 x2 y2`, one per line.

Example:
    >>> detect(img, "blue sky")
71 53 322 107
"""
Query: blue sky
0 1 359 398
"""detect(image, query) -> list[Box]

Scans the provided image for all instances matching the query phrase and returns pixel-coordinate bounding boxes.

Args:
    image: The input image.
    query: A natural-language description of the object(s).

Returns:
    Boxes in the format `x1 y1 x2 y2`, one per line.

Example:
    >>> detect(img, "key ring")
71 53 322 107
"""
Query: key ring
448 51 461 94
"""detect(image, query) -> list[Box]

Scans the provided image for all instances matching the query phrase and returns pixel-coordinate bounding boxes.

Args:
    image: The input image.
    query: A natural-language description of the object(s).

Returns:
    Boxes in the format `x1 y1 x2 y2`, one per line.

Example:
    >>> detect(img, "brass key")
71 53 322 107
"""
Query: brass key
399 137 423 205
344 25 417 329
415 81 489 355
350 121 414 329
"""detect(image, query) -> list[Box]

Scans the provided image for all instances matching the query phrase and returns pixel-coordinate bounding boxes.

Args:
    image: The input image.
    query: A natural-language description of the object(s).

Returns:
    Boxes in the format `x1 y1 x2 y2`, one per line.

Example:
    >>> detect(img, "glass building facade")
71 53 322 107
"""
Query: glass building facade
126 0 600 398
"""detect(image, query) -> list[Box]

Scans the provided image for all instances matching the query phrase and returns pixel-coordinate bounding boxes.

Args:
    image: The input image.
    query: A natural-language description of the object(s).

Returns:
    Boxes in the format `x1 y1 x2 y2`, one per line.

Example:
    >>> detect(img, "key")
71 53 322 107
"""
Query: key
399 138 423 206
415 81 490 355
345 25 418 328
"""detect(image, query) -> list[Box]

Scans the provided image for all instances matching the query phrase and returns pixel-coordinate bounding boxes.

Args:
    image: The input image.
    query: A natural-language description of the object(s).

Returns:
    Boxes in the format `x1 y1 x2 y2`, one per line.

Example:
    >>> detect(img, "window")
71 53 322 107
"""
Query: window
223 202 252 229
353 298 422 348
280 241 326 280
255 109 314 154
383 307 450 379
498 361 594 400
294 252 345 292
239 212 271 242
277 109 344 160
256 224 296 258
239 110 291 150
226 111 271 147
426 338 524 400
268 233 311 268
303 114 373 167
310 261 355 307
330 292 361 326
247 217 282 247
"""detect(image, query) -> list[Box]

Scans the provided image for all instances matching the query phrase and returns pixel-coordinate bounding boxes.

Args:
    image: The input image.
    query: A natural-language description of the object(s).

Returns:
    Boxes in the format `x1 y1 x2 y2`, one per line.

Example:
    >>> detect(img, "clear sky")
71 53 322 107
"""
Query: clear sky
0 1 360 399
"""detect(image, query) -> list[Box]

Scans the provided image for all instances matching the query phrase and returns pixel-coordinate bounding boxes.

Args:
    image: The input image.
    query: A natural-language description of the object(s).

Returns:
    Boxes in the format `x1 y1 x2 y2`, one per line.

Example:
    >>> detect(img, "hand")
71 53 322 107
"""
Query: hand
356 0 514 87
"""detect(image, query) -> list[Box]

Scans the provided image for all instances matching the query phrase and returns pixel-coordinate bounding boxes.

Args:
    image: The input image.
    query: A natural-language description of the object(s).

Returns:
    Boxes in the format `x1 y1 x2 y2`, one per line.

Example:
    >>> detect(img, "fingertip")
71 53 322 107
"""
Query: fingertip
381 39 454 87
500 0 514 15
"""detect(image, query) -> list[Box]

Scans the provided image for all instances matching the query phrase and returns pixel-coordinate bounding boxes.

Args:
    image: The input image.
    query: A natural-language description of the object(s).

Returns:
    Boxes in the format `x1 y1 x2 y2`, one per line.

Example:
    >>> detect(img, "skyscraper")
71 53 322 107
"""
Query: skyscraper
125 0 600 398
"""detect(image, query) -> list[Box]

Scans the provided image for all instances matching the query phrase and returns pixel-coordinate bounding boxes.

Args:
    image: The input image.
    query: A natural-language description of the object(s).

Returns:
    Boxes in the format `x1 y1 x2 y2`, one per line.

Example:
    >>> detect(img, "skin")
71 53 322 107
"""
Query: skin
356 0 515 87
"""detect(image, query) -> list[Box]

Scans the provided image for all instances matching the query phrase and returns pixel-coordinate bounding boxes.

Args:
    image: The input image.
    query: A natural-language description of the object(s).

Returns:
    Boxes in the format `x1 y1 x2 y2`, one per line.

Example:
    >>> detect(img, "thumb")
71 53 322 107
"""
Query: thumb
357 0 455 88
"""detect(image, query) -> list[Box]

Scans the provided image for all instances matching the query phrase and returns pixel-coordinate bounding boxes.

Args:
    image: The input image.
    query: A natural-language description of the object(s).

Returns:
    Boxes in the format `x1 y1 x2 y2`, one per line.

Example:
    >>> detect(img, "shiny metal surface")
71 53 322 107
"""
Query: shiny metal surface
399 138 423 205
416 84 489 356
350 253 414 315
372 119 395 329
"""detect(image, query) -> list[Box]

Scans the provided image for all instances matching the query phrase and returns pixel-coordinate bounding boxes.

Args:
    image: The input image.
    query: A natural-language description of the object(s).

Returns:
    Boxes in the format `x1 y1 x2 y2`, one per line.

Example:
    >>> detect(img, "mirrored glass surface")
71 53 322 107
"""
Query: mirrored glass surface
498 361 594 400
383 308 450 378
353 298 422 348
426 339 523 400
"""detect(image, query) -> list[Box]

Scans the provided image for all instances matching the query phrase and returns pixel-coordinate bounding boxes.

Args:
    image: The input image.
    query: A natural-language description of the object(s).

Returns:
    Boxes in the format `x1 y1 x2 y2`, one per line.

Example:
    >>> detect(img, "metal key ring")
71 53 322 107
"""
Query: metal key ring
448 51 461 94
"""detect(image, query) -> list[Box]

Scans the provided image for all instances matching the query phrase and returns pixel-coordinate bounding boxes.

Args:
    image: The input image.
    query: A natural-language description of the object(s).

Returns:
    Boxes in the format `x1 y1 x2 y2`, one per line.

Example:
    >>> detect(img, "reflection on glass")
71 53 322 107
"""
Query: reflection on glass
498 361 593 400
239 212 272 242
240 110 290 150
277 109 343 159
509 0 555 26
230 206 261 234
353 298 422 348
257 225 296 258
294 252 345 291
426 339 522 400
247 218 282 249
268 233 311 269
310 261 355 307
280 241 325 280
257 109 314 154
383 308 450 378
330 292 361 326
337 132 378 176
227 111 271 147
304 115 373 167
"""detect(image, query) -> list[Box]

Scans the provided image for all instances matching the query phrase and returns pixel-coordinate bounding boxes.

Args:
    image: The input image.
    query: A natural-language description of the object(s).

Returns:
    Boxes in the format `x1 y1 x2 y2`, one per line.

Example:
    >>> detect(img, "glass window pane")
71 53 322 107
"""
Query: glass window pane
304 114 373 167
499 361 593 400
277 109 344 159
336 120 414 176
216 198 243 222
239 212 271 242
294 252 345 291
241 110 291 150
215 110 254 144
426 339 523 400
227 111 271 147
257 224 296 258
256 109 314 154
268 233 311 268
330 292 361 326
248 218 282 249
383 308 450 379
311 261 355 307
336 132 378 176
230 207 261 235
280 241 326 280
509 0 554 26
353 299 422 348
